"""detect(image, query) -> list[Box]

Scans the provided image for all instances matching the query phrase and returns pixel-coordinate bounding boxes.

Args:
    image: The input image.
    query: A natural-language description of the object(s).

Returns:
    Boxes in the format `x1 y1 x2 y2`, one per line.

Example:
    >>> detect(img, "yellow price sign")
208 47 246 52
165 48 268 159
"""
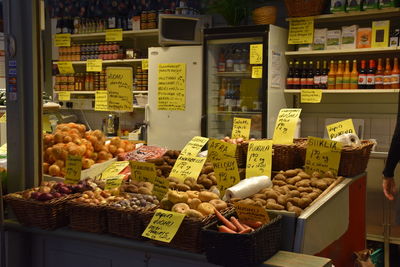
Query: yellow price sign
0 143 7 154
213 158 240 198
304 136 342 176
86 59 103 72
107 67 133 112
207 138 237 163
301 89 322 103
142 209 186 243
272 108 302 145
250 44 263 65
58 91 71 101
54 33 71 47
326 119 356 140
246 140 273 179
57 61 75 74
95 90 109 111
169 155 206 182
234 202 270 224
105 28 123 42
231 117 251 140
153 176 170 201
0 113 6 123
104 174 125 190
288 17 314 45
65 155 82 183
101 161 129 179
251 66 263 78
43 114 52 133
130 161 157 184
157 63 186 111
142 59 149 70
180 136 209 157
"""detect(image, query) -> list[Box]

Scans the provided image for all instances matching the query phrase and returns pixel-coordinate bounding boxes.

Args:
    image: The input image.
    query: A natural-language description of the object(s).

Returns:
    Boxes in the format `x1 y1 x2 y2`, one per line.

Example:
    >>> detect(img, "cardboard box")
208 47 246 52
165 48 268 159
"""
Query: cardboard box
347 0 363 11
357 28 372 48
372 20 390 48
132 16 141 31
331 0 347 12
313 28 327 50
341 25 358 49
326 30 341 50
297 44 312 51
389 29 400 47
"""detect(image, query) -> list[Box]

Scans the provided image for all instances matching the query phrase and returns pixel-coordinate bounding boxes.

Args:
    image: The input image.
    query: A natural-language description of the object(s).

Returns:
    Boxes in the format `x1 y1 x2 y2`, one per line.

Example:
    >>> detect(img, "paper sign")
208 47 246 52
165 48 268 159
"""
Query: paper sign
101 161 129 179
326 119 356 140
234 202 270 224
55 33 71 47
142 59 149 70
250 44 263 65
251 66 263 78
301 89 322 103
107 67 133 112
142 209 186 243
207 138 237 163
65 155 82 184
213 158 240 197
105 28 123 42
304 136 342 176
0 113 6 123
57 61 74 74
169 155 206 182
0 143 7 154
288 17 314 45
157 63 186 111
153 176 170 201
105 174 125 190
232 117 251 140
86 59 103 72
246 140 273 179
95 90 109 111
272 108 302 145
58 91 70 101
130 161 157 184
43 114 52 133
180 136 209 157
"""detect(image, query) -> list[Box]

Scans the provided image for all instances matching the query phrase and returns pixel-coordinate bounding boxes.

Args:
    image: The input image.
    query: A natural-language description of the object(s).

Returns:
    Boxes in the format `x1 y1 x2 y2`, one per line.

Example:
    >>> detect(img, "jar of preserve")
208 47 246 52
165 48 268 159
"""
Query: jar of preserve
148 10 157 20
148 20 156 29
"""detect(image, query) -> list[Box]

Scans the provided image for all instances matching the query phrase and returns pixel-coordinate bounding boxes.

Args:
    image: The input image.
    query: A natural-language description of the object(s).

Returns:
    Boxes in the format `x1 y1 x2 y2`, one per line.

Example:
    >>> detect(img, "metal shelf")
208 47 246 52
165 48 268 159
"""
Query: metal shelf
285 47 397 56
54 58 145 65
69 29 159 41
284 89 400 94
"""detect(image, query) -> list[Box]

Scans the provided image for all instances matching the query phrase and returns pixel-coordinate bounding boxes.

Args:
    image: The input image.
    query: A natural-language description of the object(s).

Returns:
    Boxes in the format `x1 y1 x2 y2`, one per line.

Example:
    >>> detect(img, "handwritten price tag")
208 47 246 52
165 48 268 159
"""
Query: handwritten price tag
251 66 263 78
105 28 123 42
153 176 170 201
86 59 103 72
301 89 322 103
180 136 209 157
57 61 74 74
304 136 342 176
288 17 314 45
142 209 186 243
0 143 7 154
157 63 186 111
65 155 82 184
246 140 273 178
234 202 270 224
104 174 125 190
207 138 237 163
213 158 240 198
142 59 149 70
55 33 71 47
107 67 133 112
58 91 70 101
95 90 109 111
231 117 251 140
250 44 263 65
101 161 129 179
169 155 206 182
130 161 157 184
272 108 302 145
326 119 356 139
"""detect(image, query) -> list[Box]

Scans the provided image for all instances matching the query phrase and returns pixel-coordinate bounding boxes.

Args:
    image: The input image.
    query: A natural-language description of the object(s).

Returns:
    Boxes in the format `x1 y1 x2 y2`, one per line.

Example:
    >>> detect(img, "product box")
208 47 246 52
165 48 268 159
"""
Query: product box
132 16 141 31
390 29 400 47
326 30 342 50
297 44 313 51
364 0 379 10
372 20 390 48
347 0 363 11
313 28 328 50
341 25 358 49
357 28 372 48
379 0 399 8
331 0 347 12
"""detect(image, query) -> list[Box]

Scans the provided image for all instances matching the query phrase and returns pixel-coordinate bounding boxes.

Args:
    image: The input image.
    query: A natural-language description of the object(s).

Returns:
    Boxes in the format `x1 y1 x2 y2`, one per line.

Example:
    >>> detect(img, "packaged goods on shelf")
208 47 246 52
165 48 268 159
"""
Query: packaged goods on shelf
372 20 390 48
331 0 347 13
379 0 399 8
297 44 312 51
347 0 363 11
364 0 380 10
313 28 327 50
327 30 341 50
341 25 359 49
389 28 400 47
357 28 372 48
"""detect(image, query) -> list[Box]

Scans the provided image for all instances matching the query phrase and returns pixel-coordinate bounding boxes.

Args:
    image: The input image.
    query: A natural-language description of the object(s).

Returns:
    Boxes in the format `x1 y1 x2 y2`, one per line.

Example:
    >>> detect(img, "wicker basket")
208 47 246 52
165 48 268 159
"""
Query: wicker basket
252 6 277 25
284 0 326 17
202 211 282 267
4 193 79 230
67 201 108 233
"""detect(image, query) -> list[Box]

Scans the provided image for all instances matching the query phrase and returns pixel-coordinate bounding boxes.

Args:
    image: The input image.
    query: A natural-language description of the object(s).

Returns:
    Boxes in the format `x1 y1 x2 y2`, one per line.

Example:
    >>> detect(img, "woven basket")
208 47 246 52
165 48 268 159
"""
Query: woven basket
67 201 108 233
252 6 277 25
284 0 325 17
202 211 282 267
4 193 79 230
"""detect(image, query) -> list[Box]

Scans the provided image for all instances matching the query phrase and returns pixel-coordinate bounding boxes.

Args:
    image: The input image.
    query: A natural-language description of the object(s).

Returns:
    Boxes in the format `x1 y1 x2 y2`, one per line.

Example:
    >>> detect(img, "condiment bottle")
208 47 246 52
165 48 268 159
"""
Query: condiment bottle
286 60 294 89
375 58 384 89
342 60 351 89
320 60 328 90
293 61 301 90
335 60 344 90
313 61 321 89
392 57 400 89
300 61 308 89
367 59 376 89
358 60 367 89
328 60 336 89
384 58 392 89
307 60 314 89
350 60 359 90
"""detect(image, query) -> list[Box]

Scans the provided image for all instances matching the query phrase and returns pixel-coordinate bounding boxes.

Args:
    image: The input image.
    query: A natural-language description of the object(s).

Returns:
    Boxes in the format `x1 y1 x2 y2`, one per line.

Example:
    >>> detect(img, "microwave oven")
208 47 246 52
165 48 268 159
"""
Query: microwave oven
158 14 211 46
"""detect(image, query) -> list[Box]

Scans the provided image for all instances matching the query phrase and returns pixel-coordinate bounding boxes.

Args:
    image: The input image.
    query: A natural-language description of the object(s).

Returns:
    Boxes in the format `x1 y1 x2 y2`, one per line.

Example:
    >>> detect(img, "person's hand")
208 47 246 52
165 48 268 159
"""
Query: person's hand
382 177 397 201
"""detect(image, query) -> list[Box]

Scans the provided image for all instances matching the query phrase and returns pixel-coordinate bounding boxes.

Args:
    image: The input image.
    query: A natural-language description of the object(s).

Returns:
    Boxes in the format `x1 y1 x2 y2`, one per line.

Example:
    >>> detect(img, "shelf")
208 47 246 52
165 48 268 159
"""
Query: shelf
54 59 145 65
284 89 400 94
286 8 400 23
214 111 262 115
69 29 159 41
132 91 148 94
55 91 148 95
214 72 252 77
285 47 397 56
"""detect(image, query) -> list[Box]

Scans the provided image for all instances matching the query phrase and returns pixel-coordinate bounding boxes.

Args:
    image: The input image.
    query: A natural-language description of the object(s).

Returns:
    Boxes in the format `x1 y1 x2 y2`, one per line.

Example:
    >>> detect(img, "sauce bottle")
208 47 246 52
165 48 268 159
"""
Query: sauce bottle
293 61 301 89
392 57 400 89
350 60 359 89
301 61 308 89
320 60 328 89
366 59 376 89
384 58 392 89
314 61 321 89
335 60 344 90
286 60 294 89
342 60 351 89
358 60 367 89
375 58 384 89
307 60 314 89
328 60 336 89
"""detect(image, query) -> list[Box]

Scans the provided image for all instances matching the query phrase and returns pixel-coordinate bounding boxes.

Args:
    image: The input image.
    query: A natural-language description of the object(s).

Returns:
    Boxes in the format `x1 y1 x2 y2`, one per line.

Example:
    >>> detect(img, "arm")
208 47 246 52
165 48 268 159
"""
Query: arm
383 117 400 178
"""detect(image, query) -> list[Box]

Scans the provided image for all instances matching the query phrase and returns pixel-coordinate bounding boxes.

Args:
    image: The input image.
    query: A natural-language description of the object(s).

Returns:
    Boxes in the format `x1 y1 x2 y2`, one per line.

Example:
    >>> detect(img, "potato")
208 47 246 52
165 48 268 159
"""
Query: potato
192 183 205 191
289 190 300 198
311 171 321 178
273 180 286 186
298 187 313 193
298 172 311 179
287 202 303 216
314 180 329 190
313 188 323 194
323 170 335 178
266 202 285 210
176 183 191 192
284 169 298 177
187 198 201 209
277 194 289 206
307 192 319 200
273 173 286 181
287 176 302 185
322 178 335 185
295 179 311 187
252 193 267 200
286 184 297 190
262 189 279 200
198 191 219 202
202 165 214 174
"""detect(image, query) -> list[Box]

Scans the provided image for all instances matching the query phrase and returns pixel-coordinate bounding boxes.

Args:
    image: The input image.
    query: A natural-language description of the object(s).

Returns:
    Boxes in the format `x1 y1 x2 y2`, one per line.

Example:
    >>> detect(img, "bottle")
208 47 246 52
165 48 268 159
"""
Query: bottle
350 60 359 89
320 60 328 89
328 60 336 89
366 59 376 89
392 57 400 89
233 49 241 72
286 60 294 89
293 61 301 89
218 50 226 72
240 49 249 72
384 58 392 89
225 81 233 112
225 50 234 72
307 61 314 89
218 78 227 111
342 60 351 89
56 18 63 34
358 60 367 89
300 61 308 89
375 58 384 89
335 60 344 89
313 61 321 89
233 80 241 111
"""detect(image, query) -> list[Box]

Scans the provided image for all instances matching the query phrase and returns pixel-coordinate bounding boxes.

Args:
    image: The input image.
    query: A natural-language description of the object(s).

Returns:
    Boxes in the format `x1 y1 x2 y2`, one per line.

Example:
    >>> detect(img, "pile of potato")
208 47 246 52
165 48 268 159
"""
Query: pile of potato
120 180 153 195
110 193 159 210
221 137 255 145
72 189 121 205
147 150 180 178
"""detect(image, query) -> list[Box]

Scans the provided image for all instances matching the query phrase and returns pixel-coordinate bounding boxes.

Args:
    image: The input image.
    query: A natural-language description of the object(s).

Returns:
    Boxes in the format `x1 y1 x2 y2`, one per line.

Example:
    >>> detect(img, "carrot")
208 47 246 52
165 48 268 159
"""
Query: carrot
241 223 254 231
238 228 252 234
239 220 263 229
214 209 237 232
218 225 237 234
230 216 245 232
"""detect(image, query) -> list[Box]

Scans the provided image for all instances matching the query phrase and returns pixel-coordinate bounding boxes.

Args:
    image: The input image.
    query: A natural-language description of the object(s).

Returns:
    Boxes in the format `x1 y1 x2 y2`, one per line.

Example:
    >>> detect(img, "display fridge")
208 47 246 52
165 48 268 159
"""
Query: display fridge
202 25 288 139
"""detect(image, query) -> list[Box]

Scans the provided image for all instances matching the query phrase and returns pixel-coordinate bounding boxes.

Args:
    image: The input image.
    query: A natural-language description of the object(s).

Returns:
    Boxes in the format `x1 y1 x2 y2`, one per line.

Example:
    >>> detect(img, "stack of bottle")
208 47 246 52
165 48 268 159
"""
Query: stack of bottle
133 67 149 91
217 48 250 73
54 71 107 91
287 57 400 90
58 42 125 61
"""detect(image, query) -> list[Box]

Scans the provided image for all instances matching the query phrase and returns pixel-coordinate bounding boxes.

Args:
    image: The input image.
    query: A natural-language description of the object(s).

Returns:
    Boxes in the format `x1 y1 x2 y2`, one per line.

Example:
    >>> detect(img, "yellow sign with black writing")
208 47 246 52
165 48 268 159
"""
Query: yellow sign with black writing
213 158 240 198
58 91 71 101
272 108 302 145
105 28 123 42
130 161 157 184
180 136 209 157
157 63 186 111
107 67 133 112
86 59 103 72
65 155 82 184
153 176 170 201
55 33 71 47
101 161 129 179
94 90 109 111
246 140 273 178
43 114 52 133
288 17 314 45
57 61 75 74
234 202 270 224
0 143 7 154
251 66 263 78
250 44 263 65
207 138 237 163
326 119 356 140
304 136 342 176
142 209 186 243
232 117 251 140
142 59 149 70
104 174 125 190
0 113 6 123
301 89 322 103
169 155 206 182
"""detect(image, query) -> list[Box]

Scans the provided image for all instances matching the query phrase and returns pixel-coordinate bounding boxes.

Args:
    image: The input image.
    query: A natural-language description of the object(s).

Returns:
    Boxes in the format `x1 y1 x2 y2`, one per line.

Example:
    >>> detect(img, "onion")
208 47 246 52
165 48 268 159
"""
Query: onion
48 164 60 177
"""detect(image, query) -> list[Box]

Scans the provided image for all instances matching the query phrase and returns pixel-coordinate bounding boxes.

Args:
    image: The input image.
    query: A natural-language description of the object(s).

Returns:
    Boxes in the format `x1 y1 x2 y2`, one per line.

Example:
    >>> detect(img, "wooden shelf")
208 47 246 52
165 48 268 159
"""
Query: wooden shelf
69 29 158 41
54 59 145 65
285 47 397 56
284 89 400 94
55 91 148 94
133 91 148 94
214 111 262 115
214 72 252 77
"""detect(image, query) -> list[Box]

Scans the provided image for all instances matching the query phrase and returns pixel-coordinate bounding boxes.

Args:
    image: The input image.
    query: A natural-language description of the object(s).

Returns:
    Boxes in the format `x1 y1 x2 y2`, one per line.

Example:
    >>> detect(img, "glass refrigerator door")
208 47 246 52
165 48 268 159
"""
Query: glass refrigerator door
206 37 265 139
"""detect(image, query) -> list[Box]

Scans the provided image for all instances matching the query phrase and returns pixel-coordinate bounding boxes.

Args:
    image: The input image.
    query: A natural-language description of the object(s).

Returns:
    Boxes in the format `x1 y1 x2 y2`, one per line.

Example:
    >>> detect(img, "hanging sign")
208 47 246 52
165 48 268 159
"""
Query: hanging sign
213 158 240 197
0 113 6 123
101 161 129 179
246 140 273 178
0 143 7 154
57 61 75 74
65 155 82 184
86 59 103 72
55 33 71 47
104 174 125 190
95 90 109 111
326 119 356 140
300 89 322 103
105 28 123 42
180 136 209 157
130 161 157 184
142 59 149 70
272 108 302 145
250 44 263 65
288 17 314 44
153 176 170 201
251 66 263 78
157 63 186 111
207 138 237 163
107 67 133 112
58 91 71 101
231 117 251 140
169 155 206 182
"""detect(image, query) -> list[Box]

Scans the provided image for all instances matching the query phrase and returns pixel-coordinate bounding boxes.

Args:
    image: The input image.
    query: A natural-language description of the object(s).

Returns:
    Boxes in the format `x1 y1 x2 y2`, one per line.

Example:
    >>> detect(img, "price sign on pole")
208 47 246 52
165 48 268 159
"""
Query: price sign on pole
207 138 237 163
246 140 273 178
326 119 356 139
87 59 103 72
57 61 75 74
105 174 125 190
231 117 251 140
180 136 209 157
213 158 240 197
272 108 302 145
130 161 157 184
249 44 263 65
58 91 71 101
288 17 314 44
300 89 322 103
153 177 170 201
105 28 123 42
169 155 206 182
65 155 82 184
251 66 263 78
55 33 71 47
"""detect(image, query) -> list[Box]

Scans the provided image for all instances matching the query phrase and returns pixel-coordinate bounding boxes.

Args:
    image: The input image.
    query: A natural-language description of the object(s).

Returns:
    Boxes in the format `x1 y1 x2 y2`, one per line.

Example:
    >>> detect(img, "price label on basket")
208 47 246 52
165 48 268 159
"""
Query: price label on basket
288 17 314 45
65 155 82 184
54 33 71 47
105 28 123 42
246 140 273 179
180 136 209 157
130 161 157 184
95 90 109 111
213 158 240 197
304 136 342 176
169 155 206 182
142 59 149 70
86 59 103 72
104 174 125 190
57 61 75 74
250 44 263 65
272 108 302 145
207 138 237 163
300 89 322 103
101 161 129 180
231 117 251 140
326 119 356 140
142 209 186 243
251 66 263 79
153 176 170 201
58 91 70 101
234 202 270 224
